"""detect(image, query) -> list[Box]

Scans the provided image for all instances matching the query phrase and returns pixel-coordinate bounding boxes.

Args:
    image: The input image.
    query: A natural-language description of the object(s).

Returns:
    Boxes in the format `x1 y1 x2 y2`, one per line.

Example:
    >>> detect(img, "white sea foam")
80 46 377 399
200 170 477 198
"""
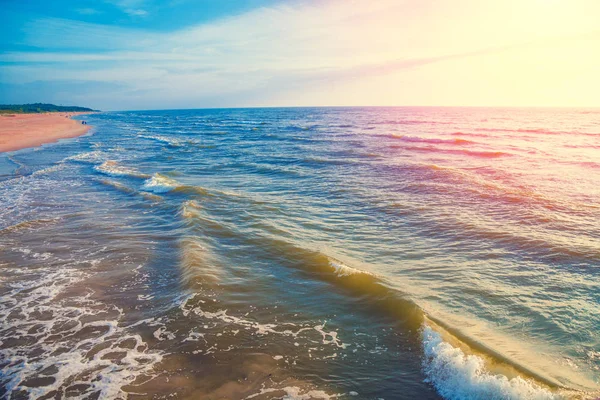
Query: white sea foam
179 294 344 347
93 160 148 178
138 134 179 146
30 164 67 177
329 259 372 278
65 150 106 164
153 326 176 341
138 134 195 147
421 326 559 400
314 322 347 349
0 263 163 398
141 173 180 193
245 386 340 399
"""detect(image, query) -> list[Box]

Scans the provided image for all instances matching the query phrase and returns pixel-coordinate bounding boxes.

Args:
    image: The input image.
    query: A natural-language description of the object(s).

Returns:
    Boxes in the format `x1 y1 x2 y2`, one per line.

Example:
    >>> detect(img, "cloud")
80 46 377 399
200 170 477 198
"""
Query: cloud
3 0 600 109
105 0 149 17
75 8 101 15
124 9 148 16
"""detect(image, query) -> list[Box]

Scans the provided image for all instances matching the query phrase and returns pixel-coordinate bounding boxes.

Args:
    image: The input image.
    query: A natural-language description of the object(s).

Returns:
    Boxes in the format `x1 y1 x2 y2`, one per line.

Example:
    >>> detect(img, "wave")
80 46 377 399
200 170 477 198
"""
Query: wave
179 237 222 287
421 326 559 400
93 160 149 178
141 173 210 196
97 178 163 201
224 234 592 395
6 155 30 175
236 235 425 330
390 135 475 145
393 145 509 158
301 156 358 166
64 151 106 164
138 134 198 147
323 256 581 395
419 161 600 214
175 220 580 393
451 132 493 138
230 161 307 177
371 119 452 125
475 127 599 136
0 217 60 235
446 149 508 158
141 173 181 193
178 205 424 329
328 258 373 278
30 164 67 177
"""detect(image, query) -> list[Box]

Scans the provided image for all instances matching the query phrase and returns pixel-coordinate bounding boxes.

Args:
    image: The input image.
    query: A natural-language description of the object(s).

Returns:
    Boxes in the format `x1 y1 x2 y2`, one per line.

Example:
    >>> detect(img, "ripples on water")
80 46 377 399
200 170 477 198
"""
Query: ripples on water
0 107 598 399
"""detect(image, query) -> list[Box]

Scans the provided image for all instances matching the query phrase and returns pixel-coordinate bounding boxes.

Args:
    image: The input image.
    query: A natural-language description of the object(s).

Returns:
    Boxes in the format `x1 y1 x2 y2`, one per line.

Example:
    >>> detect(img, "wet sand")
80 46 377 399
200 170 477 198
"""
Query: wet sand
0 112 92 152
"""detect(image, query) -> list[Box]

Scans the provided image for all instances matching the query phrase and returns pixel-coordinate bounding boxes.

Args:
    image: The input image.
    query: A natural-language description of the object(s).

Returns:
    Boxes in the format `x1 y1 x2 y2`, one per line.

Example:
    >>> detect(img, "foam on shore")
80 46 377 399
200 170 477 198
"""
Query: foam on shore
0 260 162 398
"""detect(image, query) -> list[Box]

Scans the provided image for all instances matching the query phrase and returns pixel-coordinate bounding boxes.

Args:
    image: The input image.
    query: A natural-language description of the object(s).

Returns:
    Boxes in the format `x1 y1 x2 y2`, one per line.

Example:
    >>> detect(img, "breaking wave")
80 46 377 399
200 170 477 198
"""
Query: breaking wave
141 173 181 193
141 173 210 196
93 160 149 179
421 326 559 400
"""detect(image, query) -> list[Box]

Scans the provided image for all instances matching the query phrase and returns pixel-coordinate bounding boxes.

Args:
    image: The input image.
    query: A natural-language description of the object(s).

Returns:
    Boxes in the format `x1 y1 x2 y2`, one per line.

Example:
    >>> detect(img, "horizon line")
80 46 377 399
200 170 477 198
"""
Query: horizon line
101 104 600 112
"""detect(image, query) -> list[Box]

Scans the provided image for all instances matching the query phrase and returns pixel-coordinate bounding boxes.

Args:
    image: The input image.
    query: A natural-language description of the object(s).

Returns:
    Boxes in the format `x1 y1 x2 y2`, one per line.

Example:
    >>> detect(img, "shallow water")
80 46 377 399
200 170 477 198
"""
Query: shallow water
0 107 599 399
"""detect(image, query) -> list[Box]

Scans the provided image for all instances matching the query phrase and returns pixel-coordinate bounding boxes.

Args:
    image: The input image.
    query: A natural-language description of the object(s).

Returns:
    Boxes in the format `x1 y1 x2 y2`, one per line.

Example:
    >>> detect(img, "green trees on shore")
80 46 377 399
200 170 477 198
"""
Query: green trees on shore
0 103 96 114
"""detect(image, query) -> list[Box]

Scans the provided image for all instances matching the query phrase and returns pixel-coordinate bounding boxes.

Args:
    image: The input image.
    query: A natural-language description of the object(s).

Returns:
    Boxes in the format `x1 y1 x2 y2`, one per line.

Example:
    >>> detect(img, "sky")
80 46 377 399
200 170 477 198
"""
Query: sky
1 0 599 110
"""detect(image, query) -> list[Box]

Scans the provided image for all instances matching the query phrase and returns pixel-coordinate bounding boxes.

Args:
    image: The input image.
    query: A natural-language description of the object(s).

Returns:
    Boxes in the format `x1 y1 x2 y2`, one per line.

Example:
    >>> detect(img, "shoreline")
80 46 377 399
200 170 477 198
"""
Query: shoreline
0 112 94 153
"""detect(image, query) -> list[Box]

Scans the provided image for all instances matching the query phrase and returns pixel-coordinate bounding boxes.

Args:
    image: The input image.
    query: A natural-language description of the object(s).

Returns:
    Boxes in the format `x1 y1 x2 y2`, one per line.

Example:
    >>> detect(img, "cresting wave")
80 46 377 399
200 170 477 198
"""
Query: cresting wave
323 259 577 399
93 160 149 179
142 173 210 196
177 204 585 396
142 173 181 193
138 134 203 147
180 209 570 398
234 234 578 398
421 326 559 400
138 134 185 147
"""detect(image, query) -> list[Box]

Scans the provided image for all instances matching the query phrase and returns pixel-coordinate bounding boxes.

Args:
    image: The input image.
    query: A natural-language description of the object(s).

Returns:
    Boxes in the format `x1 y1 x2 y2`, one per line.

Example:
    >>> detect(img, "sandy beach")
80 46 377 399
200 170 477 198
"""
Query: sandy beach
0 112 92 153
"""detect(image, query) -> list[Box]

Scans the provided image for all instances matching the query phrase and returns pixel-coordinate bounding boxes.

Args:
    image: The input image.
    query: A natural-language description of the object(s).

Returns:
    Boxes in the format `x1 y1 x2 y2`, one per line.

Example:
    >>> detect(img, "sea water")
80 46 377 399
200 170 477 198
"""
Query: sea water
0 107 598 399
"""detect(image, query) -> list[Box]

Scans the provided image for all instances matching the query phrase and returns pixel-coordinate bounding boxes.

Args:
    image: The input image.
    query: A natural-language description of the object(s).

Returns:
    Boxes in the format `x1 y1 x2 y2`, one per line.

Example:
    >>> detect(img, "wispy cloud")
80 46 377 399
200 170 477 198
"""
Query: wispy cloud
2 0 600 109
106 0 149 17
75 8 101 15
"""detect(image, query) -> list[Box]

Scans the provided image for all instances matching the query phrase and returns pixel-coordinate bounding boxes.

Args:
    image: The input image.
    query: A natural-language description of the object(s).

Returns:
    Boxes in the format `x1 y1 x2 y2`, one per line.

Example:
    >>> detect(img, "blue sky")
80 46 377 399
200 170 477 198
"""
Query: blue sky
1 0 599 110
1 1 282 44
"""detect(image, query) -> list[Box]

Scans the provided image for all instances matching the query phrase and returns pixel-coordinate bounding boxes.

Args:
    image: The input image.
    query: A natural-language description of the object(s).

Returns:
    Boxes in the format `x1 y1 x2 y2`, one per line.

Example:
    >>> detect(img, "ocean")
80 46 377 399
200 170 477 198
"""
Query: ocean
0 107 598 399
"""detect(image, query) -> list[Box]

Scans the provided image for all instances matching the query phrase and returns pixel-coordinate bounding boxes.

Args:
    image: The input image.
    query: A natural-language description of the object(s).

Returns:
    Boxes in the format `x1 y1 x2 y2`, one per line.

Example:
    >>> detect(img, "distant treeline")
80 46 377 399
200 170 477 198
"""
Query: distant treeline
0 103 97 114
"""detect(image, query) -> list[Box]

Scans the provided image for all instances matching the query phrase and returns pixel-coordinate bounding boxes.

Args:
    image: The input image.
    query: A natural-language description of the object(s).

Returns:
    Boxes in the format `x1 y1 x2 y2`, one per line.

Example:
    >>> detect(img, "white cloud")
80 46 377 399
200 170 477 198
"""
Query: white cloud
4 0 600 108
124 8 148 16
105 0 149 17
75 8 101 15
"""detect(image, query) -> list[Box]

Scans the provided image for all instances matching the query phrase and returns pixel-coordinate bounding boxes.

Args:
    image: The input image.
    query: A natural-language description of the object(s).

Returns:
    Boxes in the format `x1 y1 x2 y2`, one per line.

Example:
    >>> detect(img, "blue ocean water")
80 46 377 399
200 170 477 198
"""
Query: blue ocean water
0 107 599 399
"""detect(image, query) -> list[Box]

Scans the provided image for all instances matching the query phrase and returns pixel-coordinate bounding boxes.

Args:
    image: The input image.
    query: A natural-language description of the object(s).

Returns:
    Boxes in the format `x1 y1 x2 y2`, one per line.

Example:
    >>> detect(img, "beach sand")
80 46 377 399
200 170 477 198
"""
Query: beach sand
0 112 92 153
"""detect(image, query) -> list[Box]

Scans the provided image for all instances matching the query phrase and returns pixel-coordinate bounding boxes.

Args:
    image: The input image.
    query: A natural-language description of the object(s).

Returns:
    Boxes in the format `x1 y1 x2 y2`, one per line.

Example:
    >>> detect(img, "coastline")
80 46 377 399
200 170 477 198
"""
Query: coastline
0 112 93 153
